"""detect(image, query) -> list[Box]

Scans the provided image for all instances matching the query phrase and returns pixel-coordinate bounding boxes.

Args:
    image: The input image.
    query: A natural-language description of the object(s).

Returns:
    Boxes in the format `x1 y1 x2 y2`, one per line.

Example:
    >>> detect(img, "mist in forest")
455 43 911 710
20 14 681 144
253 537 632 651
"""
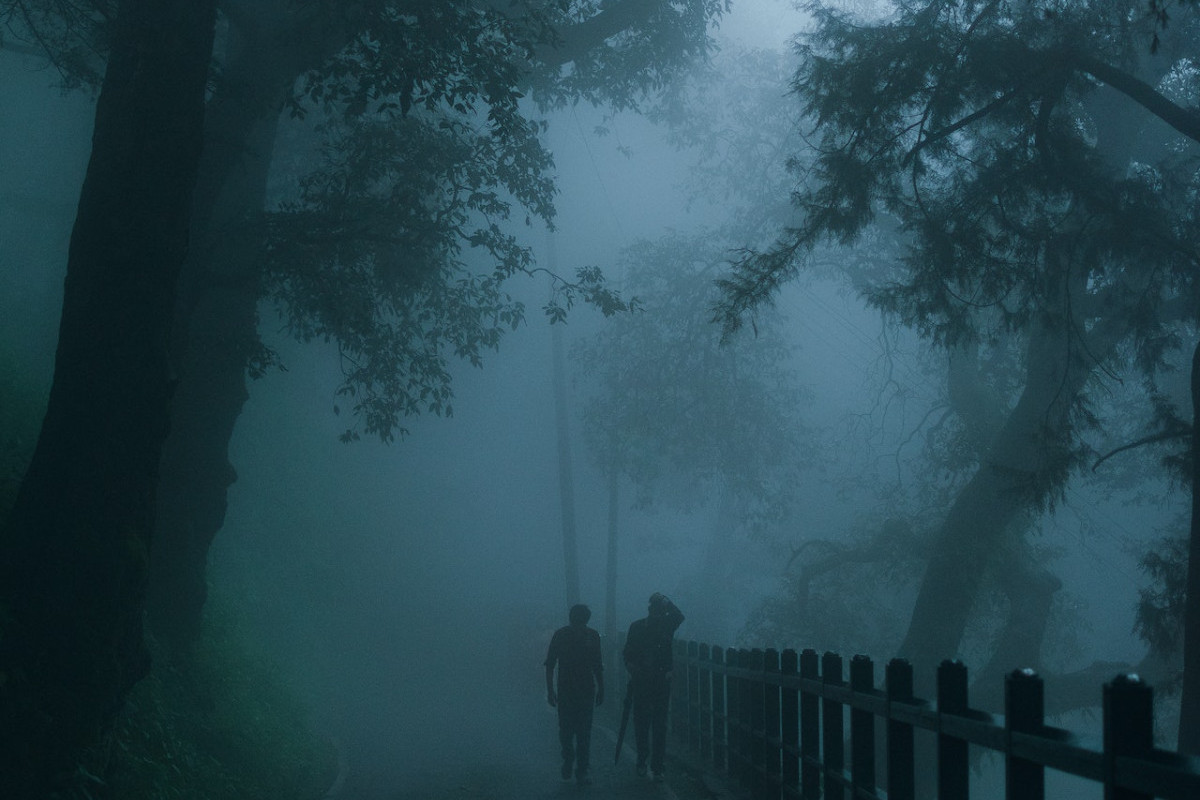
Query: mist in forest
2 1 1197 798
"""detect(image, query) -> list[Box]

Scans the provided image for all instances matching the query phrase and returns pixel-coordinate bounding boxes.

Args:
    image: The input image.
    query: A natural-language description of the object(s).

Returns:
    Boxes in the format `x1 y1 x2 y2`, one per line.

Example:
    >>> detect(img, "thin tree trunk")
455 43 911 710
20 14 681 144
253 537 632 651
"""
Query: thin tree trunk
1178 339 1200 753
0 0 217 792
605 451 620 644
552 313 581 606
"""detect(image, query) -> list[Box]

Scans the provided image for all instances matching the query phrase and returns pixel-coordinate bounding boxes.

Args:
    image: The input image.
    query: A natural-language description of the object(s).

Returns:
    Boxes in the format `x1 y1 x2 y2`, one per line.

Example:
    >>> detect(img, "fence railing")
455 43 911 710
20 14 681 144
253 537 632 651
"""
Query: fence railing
668 640 1200 799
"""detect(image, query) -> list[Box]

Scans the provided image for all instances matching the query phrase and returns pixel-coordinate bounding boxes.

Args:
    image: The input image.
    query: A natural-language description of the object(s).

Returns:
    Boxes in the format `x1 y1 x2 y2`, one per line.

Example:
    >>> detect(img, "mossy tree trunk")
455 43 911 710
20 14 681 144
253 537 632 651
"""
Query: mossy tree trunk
0 0 217 794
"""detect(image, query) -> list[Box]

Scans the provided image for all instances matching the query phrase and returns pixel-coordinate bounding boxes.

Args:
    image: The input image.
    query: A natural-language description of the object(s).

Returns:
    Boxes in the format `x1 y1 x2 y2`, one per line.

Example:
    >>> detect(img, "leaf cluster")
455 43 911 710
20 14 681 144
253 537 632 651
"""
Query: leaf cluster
527 0 731 112
1134 532 1189 660
0 0 114 87
263 109 542 442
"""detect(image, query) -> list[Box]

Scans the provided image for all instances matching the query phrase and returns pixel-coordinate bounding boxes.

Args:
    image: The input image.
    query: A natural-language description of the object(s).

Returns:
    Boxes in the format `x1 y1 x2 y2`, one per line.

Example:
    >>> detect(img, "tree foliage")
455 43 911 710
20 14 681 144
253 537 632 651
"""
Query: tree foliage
8 0 729 443
252 0 724 442
704 0 1200 694
717 0 1200 357
576 232 809 528
0 0 113 85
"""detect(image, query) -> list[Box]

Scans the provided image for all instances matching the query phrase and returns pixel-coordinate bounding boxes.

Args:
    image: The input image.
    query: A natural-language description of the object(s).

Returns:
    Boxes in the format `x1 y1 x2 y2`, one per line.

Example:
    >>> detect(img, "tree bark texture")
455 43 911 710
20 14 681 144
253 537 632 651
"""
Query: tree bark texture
0 0 217 793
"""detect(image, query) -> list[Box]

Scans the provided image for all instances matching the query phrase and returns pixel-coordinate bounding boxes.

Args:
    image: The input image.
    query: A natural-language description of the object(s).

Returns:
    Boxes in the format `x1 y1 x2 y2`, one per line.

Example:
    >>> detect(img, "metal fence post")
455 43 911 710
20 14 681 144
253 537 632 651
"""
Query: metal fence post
886 658 915 800
781 649 800 798
1103 674 1153 800
752 649 767 798
741 649 756 791
1005 668 1044 800
937 660 969 800
800 649 821 799
822 651 845 799
713 646 727 773
688 640 701 754
728 648 742 782
765 649 782 800
673 638 688 735
850 655 876 795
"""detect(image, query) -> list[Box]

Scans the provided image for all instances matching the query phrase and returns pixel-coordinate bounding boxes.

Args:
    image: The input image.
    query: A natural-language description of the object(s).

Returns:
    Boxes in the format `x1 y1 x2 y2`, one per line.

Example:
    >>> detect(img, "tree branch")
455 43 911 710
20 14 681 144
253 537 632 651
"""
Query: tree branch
1072 51 1200 145
1092 428 1192 471
534 0 658 67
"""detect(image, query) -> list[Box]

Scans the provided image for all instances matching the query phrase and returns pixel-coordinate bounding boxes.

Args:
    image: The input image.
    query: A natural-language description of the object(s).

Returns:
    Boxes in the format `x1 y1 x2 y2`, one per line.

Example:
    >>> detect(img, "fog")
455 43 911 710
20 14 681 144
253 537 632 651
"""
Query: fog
1 1 1195 798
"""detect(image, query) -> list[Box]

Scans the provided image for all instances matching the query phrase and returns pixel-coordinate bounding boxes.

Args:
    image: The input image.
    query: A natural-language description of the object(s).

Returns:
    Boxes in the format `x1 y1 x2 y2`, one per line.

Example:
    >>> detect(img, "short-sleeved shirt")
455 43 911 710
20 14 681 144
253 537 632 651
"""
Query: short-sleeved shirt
544 624 603 704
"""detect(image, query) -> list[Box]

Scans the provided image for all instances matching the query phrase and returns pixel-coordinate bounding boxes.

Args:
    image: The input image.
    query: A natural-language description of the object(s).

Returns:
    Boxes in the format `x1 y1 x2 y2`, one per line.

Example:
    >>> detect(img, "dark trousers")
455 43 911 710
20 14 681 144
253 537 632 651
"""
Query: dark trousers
558 700 595 776
632 673 670 772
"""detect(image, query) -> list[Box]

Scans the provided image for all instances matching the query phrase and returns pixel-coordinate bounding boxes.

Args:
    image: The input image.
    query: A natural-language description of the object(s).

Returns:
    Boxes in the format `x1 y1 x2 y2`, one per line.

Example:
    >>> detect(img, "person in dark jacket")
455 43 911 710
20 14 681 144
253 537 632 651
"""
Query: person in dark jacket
623 592 684 781
545 603 604 785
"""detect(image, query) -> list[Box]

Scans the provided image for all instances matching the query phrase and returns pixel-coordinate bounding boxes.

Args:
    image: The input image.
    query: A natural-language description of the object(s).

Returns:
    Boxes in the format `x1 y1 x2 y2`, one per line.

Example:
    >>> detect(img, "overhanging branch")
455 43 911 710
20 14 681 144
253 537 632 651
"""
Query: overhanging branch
1073 52 1200 145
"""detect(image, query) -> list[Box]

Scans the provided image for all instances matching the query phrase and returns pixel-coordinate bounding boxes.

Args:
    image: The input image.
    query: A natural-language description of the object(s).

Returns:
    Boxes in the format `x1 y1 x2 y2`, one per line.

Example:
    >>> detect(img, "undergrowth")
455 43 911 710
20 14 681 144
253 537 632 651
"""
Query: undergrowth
95 597 338 799
0 346 337 798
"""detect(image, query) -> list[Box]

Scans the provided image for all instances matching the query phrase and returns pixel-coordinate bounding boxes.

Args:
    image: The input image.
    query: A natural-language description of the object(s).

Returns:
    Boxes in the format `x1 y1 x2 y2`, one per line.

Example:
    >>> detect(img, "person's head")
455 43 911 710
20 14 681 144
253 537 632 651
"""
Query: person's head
648 592 668 616
569 603 591 626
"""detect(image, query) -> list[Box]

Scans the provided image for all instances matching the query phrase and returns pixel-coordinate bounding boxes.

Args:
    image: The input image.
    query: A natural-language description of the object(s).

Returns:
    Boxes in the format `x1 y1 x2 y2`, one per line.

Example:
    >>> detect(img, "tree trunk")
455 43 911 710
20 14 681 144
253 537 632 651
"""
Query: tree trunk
146 11 345 644
898 307 1121 675
1178 339 1200 753
971 535 1063 710
552 318 581 606
0 0 217 793
605 451 620 645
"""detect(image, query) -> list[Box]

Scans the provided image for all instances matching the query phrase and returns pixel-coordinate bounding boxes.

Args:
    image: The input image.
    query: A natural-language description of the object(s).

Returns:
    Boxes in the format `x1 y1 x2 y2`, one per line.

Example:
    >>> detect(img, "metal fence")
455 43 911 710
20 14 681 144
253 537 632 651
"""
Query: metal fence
669 640 1200 799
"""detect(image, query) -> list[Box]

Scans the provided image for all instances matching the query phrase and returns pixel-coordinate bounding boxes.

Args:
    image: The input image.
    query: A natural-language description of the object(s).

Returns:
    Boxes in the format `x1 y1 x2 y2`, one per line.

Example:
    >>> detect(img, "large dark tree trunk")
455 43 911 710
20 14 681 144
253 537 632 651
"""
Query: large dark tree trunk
0 0 217 793
146 9 347 644
146 33 291 645
1179 340 1200 753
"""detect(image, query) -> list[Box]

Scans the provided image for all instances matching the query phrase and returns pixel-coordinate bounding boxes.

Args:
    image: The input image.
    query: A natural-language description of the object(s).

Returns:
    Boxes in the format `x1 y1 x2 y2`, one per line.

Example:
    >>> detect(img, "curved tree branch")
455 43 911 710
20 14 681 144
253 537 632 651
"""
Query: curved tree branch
1072 51 1200 145
1092 427 1192 471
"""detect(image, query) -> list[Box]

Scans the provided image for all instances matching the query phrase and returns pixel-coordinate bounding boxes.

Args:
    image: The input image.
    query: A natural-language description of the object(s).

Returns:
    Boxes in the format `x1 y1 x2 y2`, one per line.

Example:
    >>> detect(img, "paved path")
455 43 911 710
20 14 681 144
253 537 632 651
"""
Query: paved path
341 716 730 800
322 674 735 800
386 759 716 800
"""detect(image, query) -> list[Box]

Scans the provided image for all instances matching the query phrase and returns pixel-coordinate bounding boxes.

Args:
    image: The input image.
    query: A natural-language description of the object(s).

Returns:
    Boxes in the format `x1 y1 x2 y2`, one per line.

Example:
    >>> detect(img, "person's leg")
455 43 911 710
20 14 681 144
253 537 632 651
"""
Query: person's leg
558 707 575 779
650 679 670 777
576 704 595 783
632 680 651 774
